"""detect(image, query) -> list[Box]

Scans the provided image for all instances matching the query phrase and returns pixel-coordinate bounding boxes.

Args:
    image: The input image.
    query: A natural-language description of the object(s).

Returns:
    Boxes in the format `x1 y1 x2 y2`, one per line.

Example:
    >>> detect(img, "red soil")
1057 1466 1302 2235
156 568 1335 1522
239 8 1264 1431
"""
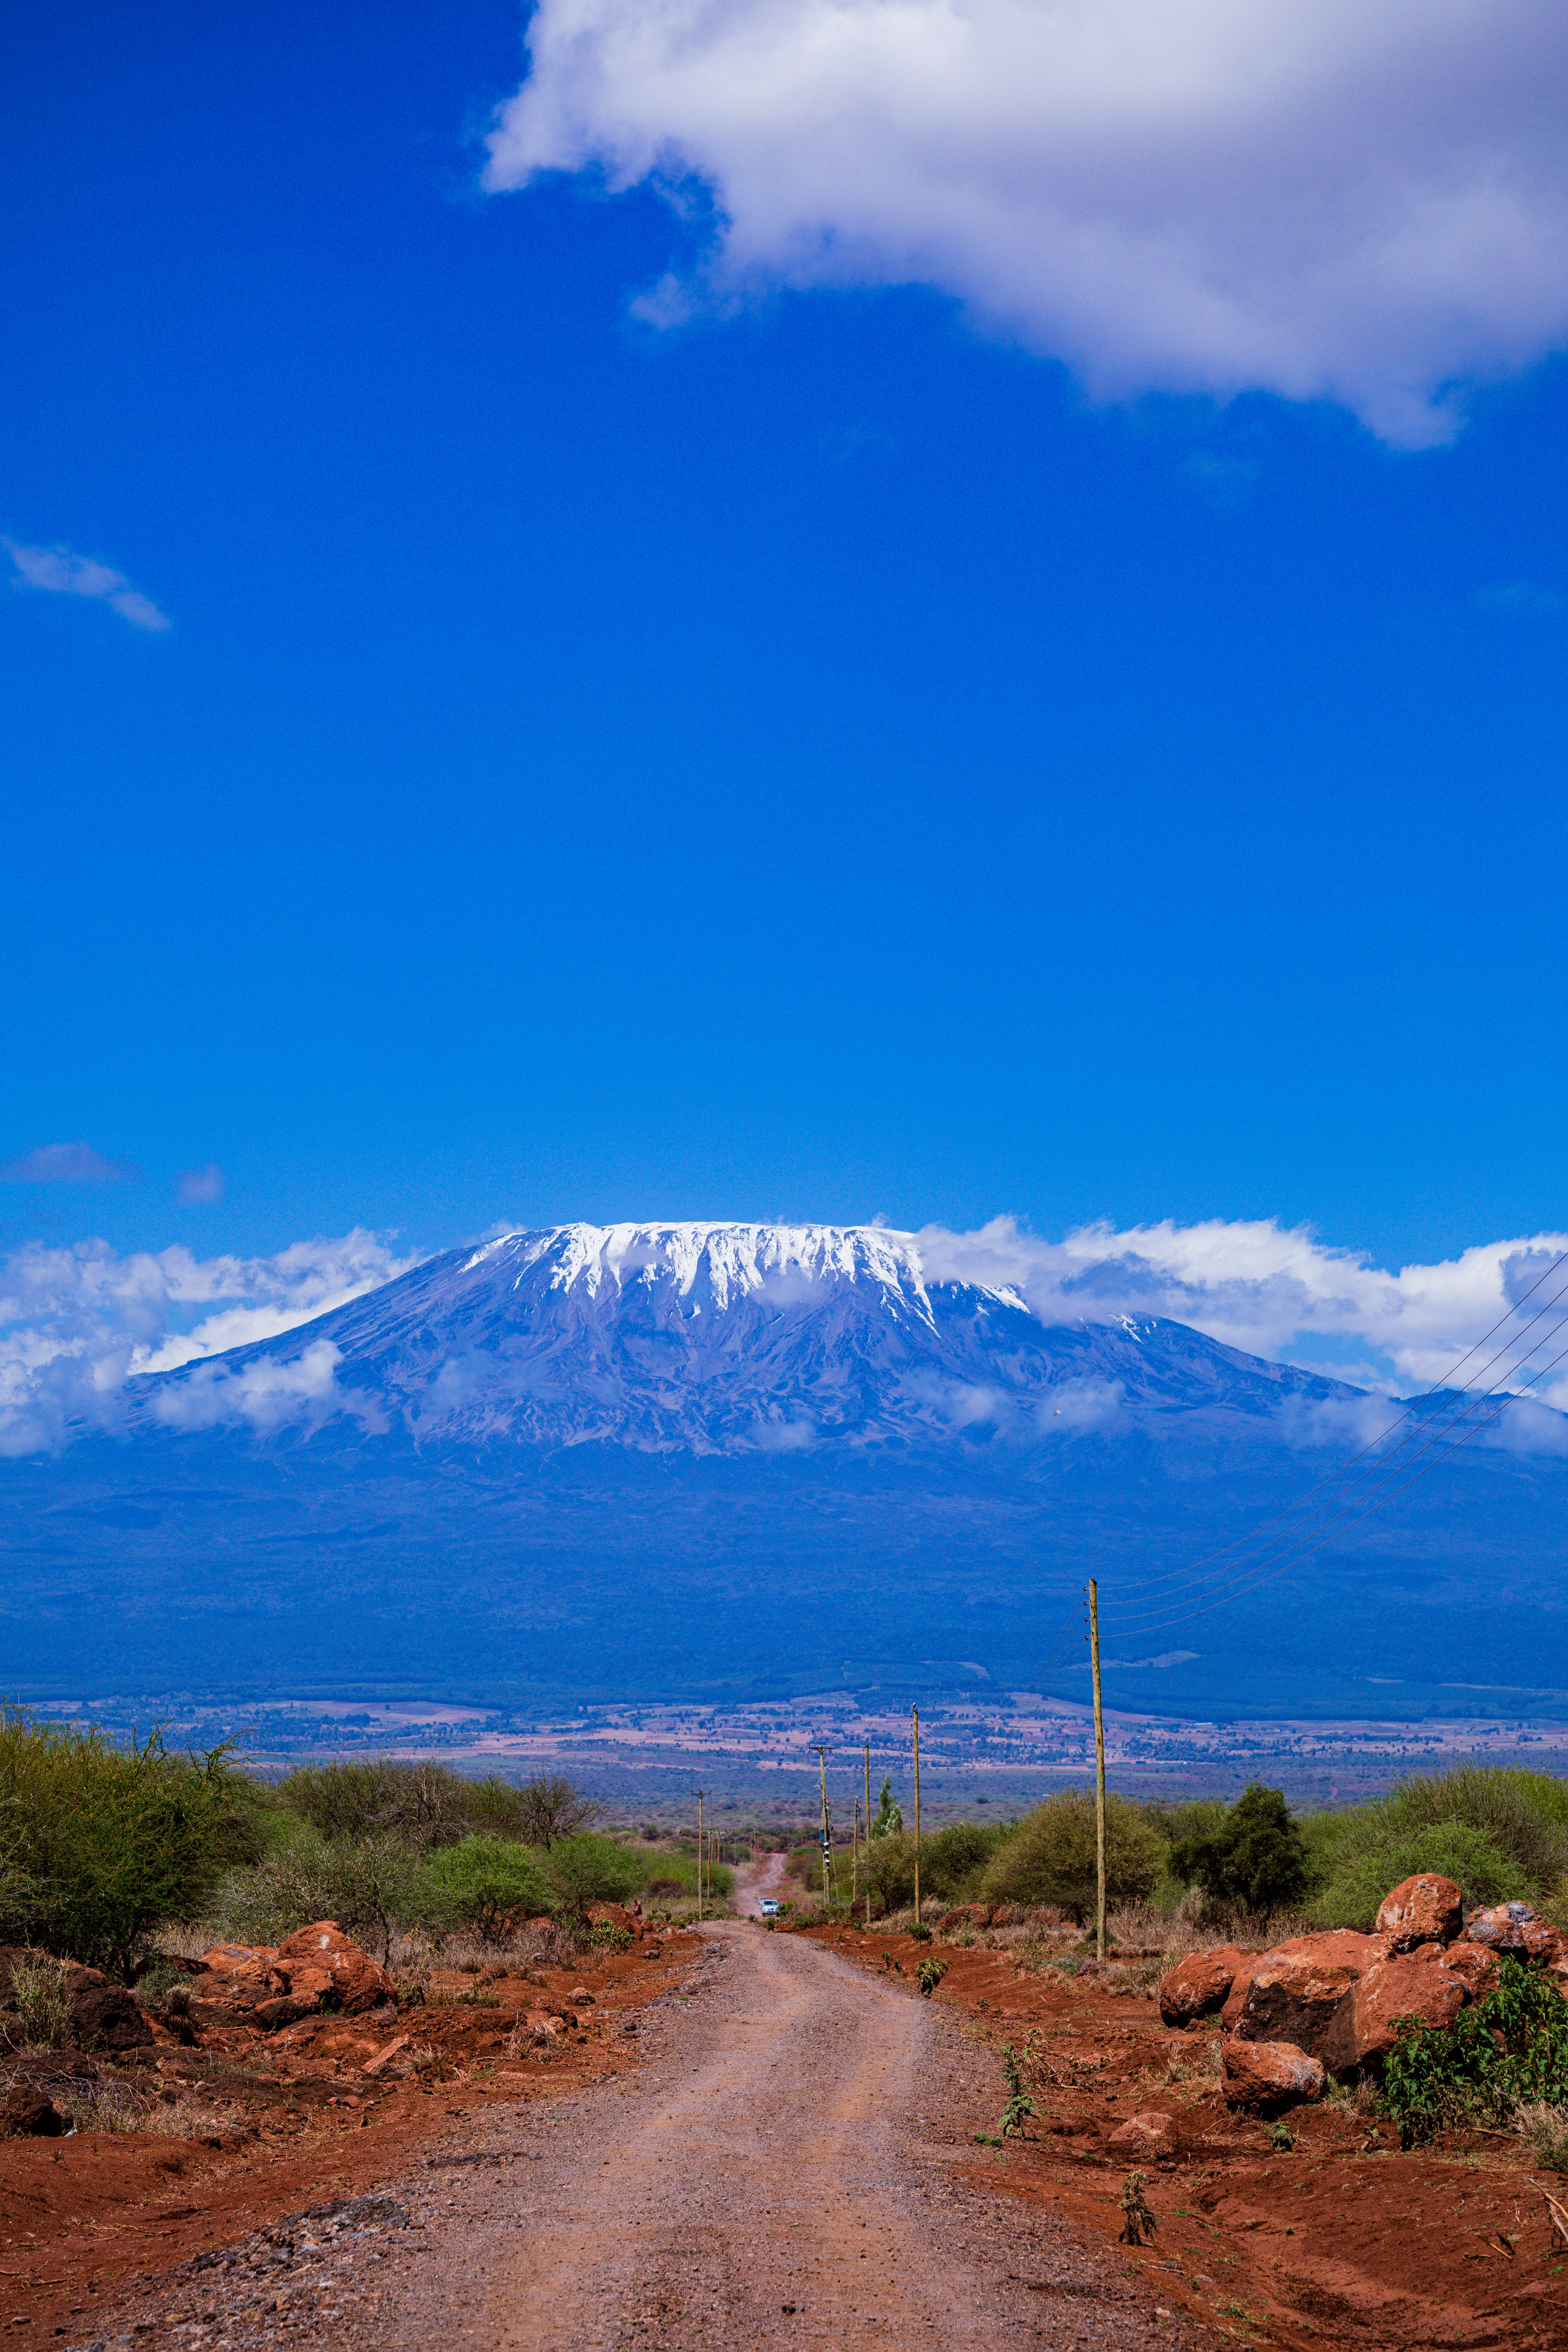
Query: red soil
0 1930 698 2346
804 1923 1568 2348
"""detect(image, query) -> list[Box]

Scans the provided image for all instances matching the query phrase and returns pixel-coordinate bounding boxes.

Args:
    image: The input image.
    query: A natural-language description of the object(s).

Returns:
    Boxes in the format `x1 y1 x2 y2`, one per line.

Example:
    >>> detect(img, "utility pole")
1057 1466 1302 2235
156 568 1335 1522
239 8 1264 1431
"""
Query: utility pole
851 1797 860 1917
1088 1580 1106 1963
864 1741 873 1928
816 1744 833 1905
696 1788 705 1923
912 1706 922 1930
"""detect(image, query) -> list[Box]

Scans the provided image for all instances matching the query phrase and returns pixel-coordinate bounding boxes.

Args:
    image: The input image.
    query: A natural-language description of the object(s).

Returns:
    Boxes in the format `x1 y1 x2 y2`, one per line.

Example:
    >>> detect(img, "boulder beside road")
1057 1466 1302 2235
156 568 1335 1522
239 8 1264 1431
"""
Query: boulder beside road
1158 1866 1568 2102
1222 2038 1325 2108
276 1921 396 2014
1160 1946 1247 2027
1320 1942 1475 2074
1376 1873 1463 1951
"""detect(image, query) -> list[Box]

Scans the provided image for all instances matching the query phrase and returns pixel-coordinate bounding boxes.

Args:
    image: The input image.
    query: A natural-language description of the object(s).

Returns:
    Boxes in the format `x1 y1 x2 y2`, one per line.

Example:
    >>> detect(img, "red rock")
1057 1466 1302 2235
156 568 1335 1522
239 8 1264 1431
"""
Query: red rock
1234 1954 1358 2055
1444 1942 1500 2000
1107 2110 1178 2157
1219 1952 1266 2031
1160 1946 1247 2027
0 2084 67 2138
937 1905 993 1932
274 1922 395 2014
1267 1930 1390 1973
1460 1904 1565 1965
68 1983 153 2053
253 1994 321 2031
1221 2039 1325 2107
1320 1941 1474 2075
1376 1874 1464 1951
191 1943 284 2014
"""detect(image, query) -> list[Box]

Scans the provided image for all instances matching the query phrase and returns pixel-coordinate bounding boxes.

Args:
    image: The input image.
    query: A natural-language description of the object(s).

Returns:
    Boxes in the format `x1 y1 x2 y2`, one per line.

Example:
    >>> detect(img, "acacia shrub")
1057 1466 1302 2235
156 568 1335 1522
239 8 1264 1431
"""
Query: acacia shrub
979 1790 1163 1921
0 1709 253 1979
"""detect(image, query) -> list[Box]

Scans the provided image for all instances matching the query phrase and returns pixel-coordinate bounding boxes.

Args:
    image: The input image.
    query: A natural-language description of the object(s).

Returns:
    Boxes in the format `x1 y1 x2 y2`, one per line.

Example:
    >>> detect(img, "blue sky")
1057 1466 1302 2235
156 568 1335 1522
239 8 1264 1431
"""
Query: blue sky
4 0 1566 1297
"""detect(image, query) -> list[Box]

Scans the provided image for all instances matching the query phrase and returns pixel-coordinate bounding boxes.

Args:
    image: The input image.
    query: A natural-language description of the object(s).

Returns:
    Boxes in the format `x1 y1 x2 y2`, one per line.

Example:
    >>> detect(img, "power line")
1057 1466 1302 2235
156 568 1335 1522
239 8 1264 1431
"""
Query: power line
1030 1246 1568 1685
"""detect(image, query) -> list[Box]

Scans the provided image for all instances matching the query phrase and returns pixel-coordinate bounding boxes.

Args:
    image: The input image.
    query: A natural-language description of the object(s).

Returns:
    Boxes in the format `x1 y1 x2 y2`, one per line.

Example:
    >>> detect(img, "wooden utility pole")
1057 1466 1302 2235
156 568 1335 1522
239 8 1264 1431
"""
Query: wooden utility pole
912 1706 922 1929
851 1797 860 1916
696 1789 705 1922
816 1743 833 1905
1088 1580 1106 1963
864 1741 873 1927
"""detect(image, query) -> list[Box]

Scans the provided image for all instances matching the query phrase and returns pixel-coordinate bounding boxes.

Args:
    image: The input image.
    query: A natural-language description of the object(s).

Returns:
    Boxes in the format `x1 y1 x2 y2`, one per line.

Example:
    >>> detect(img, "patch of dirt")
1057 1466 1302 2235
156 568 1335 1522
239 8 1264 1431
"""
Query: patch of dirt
802 1922 1568 2347
0 1928 697 2347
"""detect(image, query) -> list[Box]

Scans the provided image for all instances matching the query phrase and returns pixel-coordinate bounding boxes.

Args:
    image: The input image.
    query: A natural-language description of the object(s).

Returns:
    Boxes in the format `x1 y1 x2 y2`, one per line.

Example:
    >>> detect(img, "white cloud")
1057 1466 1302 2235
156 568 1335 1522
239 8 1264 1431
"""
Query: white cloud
914 1215 1568 1402
1 1141 136 1185
149 1338 384 1439
4 539 171 632
485 0 1568 444
0 1229 419 1456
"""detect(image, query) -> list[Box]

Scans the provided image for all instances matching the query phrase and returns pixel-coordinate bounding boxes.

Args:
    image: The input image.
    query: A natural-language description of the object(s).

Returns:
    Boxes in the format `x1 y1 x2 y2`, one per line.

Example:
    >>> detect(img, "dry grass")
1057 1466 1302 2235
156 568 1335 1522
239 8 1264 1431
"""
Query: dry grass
1515 2101 1568 2173
55 2077 232 2139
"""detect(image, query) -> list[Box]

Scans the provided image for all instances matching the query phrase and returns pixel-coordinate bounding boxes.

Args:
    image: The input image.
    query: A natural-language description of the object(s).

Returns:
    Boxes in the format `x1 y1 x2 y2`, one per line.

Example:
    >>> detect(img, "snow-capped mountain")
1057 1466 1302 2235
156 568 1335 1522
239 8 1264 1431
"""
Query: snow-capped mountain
8 1221 1566 1726
126 1220 1356 1454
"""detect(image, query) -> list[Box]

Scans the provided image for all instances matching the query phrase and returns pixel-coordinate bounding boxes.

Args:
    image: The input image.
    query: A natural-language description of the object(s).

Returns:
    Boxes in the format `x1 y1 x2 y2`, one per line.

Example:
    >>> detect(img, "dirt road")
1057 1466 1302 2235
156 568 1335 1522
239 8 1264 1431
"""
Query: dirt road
242 1923 1192 2352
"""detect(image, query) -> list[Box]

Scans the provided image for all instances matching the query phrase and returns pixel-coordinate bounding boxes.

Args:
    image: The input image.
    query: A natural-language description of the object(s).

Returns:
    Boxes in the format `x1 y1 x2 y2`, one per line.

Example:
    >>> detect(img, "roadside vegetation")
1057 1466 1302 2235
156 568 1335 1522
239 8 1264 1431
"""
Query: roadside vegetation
4 1701 1567 2004
0 1708 745 1987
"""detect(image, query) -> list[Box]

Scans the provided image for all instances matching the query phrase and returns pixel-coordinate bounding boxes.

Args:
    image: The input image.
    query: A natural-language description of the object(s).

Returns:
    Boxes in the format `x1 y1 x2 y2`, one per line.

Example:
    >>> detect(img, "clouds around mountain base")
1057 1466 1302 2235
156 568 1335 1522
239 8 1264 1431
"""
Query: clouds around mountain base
1 1213 1565 1455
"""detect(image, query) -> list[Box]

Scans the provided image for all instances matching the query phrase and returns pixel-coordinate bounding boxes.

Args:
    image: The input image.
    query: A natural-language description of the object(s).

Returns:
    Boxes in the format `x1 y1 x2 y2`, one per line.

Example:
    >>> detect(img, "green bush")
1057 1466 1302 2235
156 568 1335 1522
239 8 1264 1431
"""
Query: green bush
212 1828 422 1960
1384 1957 1568 2146
411 1838 557 1941
0 1709 256 1979
541 1833 645 1918
1168 1785 1310 1920
637 1853 734 1901
980 1790 1163 1921
1377 1768 1568 1895
1306 1823 1524 1931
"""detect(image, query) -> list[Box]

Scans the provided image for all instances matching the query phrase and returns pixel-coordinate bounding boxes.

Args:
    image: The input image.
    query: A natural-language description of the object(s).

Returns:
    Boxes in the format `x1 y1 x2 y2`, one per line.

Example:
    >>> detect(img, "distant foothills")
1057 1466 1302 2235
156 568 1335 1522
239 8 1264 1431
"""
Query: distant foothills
3 1224 1566 1729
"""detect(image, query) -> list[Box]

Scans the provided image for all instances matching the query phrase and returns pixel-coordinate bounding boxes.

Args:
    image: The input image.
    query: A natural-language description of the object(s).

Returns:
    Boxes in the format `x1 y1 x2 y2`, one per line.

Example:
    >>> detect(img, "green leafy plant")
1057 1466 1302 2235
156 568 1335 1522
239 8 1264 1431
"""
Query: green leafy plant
0 1708 255 1979
1268 2120 1295 2153
999 2044 1036 2137
1167 1784 1309 1920
1383 1958 1568 2147
917 1955 948 1997
412 1838 557 1942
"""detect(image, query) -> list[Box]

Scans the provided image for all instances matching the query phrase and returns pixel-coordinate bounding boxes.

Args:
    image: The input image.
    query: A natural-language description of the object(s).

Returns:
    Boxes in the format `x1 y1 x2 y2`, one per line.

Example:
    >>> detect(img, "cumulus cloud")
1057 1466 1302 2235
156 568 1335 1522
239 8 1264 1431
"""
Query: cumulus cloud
149 1339 383 1439
176 1164 226 1205
1 1142 136 1185
0 1229 418 1456
4 539 171 632
486 0 1568 444
914 1215 1568 1407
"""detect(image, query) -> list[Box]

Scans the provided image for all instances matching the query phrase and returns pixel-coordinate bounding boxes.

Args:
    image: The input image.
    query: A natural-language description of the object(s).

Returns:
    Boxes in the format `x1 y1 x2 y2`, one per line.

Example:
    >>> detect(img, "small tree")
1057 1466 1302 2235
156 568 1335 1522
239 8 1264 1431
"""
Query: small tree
517 1774 603 1850
0 1710 253 1979
413 1838 556 1943
869 1778 903 1839
542 1834 644 1919
1168 1783 1309 1920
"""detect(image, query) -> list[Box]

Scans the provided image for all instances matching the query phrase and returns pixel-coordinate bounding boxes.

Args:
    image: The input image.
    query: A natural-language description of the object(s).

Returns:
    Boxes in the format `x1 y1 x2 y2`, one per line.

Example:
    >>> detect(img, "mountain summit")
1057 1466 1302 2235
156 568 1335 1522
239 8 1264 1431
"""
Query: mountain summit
129 1219 1353 1455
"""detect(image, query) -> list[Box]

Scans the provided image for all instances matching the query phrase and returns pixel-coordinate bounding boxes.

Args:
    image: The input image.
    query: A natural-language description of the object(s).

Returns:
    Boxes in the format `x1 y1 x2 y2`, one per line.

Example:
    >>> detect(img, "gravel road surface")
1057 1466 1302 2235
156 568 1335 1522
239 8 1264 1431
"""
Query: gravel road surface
80 1925 1203 2352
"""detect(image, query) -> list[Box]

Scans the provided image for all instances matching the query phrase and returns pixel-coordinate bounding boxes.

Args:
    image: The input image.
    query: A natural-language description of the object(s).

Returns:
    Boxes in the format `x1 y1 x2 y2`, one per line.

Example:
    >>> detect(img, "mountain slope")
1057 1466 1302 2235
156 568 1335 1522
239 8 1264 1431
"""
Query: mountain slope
125 1220 1359 1454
